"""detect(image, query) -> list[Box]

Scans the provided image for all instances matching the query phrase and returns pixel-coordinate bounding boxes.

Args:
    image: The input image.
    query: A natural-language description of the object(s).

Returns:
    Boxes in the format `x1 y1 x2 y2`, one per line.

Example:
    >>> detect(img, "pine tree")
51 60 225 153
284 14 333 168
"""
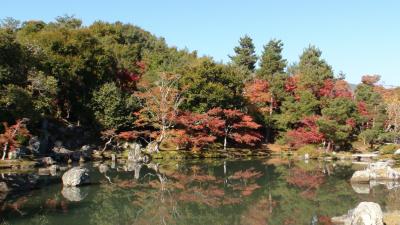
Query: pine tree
258 39 286 81
229 35 257 73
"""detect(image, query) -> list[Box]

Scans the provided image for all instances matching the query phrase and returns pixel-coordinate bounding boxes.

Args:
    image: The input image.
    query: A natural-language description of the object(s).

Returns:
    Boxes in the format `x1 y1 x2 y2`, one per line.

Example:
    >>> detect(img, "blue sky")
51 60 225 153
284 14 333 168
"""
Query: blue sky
2 0 399 86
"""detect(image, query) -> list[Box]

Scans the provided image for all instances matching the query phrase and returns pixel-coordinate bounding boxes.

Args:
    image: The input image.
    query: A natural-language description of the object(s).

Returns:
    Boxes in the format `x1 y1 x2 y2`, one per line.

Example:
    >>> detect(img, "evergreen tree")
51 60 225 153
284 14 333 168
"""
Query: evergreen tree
229 35 257 73
258 39 286 81
298 45 333 94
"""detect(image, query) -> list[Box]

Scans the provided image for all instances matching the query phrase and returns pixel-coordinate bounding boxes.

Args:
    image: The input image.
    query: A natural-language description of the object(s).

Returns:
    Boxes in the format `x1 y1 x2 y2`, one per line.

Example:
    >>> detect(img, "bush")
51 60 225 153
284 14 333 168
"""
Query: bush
379 144 400 155
296 145 320 159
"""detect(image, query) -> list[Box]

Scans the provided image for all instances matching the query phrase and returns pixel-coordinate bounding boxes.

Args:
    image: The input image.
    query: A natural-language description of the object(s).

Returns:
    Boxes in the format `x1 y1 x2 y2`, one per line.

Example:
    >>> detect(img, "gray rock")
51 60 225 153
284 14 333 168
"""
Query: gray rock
81 145 91 151
351 170 370 183
0 182 8 201
28 136 41 153
350 162 400 183
38 168 50 176
98 164 109 174
394 149 400 155
62 167 90 187
351 183 370 194
351 202 383 225
332 202 383 225
61 187 88 202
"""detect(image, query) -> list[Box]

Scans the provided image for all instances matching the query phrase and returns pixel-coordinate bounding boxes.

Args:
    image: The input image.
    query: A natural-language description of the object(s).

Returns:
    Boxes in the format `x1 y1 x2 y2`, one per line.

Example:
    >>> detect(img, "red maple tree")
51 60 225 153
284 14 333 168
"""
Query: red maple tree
207 108 262 150
286 116 324 148
0 119 30 160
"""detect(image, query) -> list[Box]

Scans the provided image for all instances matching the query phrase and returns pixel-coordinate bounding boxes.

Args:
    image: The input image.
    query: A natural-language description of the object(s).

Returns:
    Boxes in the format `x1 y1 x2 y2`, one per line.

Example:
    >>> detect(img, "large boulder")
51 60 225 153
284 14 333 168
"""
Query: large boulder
350 162 400 183
351 171 370 183
332 202 384 225
62 167 90 187
351 202 383 225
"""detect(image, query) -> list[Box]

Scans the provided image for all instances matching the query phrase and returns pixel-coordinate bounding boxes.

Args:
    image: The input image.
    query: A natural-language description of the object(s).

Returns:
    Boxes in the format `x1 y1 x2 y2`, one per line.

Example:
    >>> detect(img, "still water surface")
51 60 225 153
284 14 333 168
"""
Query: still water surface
0 158 399 225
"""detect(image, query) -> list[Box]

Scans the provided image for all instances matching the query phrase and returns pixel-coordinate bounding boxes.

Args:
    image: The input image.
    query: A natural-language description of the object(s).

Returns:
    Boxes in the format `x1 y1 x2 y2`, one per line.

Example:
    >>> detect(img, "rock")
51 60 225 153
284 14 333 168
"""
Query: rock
0 182 8 201
98 164 109 173
48 164 59 176
62 167 90 187
38 168 50 175
61 187 88 202
394 149 400 155
28 136 41 153
41 157 55 165
332 202 384 225
351 183 370 194
350 162 400 183
81 145 91 151
351 170 370 183
351 202 383 225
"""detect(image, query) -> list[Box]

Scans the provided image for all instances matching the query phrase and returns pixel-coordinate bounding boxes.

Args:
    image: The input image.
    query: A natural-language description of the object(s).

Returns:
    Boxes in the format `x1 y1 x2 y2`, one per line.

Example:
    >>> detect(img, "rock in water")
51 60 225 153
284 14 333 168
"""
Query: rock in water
62 167 90 187
332 202 383 225
61 187 88 202
351 170 370 183
350 162 400 183
351 202 383 225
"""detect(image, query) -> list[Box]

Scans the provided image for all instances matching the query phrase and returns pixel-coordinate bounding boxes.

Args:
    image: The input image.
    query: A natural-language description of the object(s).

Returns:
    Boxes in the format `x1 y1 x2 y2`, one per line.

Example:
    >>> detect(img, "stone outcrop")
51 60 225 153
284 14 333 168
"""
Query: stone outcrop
332 202 384 225
62 167 90 187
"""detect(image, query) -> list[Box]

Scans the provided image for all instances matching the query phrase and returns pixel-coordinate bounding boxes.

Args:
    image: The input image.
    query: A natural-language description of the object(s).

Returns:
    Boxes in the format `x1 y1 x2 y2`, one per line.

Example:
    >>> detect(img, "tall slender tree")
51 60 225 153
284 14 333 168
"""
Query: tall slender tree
229 35 257 73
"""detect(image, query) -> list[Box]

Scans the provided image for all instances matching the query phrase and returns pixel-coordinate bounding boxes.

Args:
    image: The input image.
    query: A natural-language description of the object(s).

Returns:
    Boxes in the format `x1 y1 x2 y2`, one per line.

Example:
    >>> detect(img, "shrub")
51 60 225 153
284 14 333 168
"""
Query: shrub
296 145 320 159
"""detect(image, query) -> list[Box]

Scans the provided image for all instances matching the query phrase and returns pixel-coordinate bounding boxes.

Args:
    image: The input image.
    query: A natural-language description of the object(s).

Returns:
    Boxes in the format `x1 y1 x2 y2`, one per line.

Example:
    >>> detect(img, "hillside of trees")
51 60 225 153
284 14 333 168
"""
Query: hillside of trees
0 16 399 158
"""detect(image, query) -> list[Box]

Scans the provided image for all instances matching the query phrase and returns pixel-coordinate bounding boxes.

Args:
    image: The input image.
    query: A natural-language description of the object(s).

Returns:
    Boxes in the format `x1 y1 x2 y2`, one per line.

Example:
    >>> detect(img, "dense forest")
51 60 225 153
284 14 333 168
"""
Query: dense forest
0 16 399 159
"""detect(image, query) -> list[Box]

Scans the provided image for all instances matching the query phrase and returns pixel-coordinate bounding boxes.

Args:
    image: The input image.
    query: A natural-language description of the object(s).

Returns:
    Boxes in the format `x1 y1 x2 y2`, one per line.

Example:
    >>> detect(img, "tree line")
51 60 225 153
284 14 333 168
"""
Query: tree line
0 16 399 157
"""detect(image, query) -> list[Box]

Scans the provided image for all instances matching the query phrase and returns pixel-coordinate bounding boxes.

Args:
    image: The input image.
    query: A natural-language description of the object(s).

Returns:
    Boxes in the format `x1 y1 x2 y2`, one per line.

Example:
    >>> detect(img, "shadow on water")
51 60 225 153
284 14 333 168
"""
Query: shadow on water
0 158 399 225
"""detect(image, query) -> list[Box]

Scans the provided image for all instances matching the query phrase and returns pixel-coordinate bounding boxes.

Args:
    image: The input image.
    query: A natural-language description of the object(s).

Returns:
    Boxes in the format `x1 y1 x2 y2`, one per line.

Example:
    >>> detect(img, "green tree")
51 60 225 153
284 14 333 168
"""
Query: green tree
298 45 334 94
91 82 138 129
180 58 245 113
317 98 358 150
257 39 286 81
229 35 257 73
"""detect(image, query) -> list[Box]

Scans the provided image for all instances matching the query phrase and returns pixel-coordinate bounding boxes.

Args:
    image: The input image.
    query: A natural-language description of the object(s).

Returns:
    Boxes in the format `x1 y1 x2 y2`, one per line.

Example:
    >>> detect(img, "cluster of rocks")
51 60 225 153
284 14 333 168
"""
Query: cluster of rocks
350 161 400 183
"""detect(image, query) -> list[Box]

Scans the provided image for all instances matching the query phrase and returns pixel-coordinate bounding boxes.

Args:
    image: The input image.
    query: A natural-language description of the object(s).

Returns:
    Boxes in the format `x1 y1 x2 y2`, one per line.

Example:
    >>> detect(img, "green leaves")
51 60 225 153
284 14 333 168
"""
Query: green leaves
230 35 258 73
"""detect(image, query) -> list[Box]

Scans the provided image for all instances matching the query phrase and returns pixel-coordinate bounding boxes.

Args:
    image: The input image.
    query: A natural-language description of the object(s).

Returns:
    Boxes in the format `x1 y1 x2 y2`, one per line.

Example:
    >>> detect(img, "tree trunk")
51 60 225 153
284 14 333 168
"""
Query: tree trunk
223 135 227 151
1 143 8 160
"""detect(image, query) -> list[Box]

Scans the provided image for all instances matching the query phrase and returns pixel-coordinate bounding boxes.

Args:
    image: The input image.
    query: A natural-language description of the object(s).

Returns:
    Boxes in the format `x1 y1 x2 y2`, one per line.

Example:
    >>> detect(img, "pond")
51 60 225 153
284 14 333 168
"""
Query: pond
0 158 399 225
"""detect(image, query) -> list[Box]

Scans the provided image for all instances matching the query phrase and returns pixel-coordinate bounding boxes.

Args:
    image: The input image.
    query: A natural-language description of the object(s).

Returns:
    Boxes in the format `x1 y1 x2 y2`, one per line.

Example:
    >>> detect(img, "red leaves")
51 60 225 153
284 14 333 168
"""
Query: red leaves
207 107 262 147
319 79 353 99
287 168 324 189
285 76 298 93
117 131 138 141
244 79 271 113
172 112 217 149
0 120 30 156
286 116 324 148
357 101 369 117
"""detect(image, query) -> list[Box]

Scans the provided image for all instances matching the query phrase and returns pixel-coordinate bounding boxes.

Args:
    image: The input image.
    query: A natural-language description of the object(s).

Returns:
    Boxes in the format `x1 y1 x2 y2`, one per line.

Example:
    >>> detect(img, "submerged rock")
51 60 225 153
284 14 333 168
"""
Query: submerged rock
332 202 383 225
61 187 88 202
62 167 90 187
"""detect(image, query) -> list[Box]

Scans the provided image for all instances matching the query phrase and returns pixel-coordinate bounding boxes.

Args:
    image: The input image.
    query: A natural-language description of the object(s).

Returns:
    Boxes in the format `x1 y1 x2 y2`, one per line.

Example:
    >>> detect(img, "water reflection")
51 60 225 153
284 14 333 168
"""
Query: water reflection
0 158 399 224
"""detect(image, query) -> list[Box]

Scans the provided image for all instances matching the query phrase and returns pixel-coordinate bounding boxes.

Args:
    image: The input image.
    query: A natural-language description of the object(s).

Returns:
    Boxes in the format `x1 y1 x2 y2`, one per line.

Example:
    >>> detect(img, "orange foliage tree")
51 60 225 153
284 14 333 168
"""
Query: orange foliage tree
134 73 184 153
0 119 30 160
207 108 262 150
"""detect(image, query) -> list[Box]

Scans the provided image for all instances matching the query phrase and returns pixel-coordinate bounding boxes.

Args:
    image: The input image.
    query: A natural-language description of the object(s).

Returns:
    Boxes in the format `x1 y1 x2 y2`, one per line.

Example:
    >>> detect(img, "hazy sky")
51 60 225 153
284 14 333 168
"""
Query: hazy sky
2 0 399 86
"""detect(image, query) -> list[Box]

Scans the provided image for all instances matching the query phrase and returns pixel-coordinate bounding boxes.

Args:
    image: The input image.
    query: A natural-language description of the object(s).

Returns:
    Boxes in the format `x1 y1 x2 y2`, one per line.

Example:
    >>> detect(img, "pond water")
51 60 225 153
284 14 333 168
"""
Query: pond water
0 158 399 225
